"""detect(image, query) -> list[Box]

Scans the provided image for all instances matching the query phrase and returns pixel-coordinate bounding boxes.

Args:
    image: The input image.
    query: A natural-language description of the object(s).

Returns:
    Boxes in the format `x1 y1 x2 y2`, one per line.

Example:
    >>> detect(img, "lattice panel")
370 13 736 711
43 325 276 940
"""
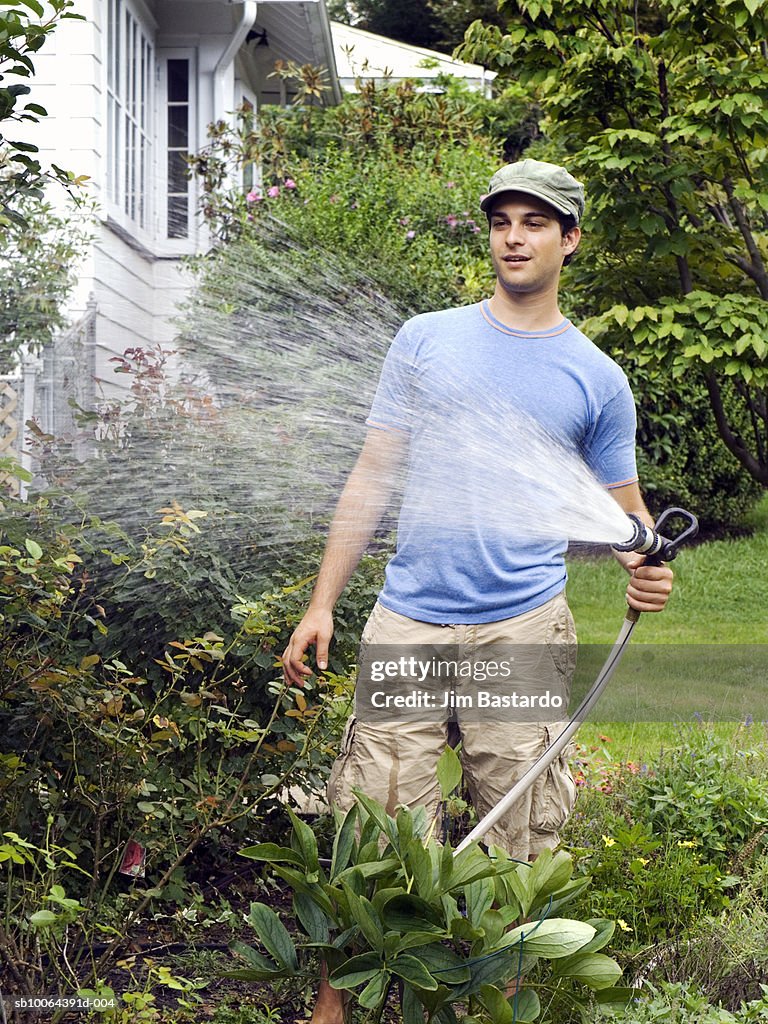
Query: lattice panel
0 379 21 496
0 380 19 453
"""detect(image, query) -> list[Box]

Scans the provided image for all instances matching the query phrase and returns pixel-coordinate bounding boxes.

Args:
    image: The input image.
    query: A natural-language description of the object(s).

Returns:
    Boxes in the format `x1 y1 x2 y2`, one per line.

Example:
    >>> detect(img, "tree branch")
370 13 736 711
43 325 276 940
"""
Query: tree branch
722 176 768 300
704 370 768 484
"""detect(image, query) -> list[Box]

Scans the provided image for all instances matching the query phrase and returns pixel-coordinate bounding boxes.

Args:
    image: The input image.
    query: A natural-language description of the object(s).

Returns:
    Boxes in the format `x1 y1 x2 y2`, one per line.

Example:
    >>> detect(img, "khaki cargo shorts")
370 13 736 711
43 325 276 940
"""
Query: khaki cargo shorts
327 590 578 859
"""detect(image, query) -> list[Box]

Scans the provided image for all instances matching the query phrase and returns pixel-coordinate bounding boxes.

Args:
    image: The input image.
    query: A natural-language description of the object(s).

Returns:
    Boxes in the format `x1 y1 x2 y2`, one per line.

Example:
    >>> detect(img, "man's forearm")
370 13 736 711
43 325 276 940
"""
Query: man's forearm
308 459 395 612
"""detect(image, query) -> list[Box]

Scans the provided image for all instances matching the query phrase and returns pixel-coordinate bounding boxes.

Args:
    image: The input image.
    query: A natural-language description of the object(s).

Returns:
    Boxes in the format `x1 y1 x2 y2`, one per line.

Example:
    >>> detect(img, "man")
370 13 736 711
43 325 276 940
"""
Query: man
282 158 673 1024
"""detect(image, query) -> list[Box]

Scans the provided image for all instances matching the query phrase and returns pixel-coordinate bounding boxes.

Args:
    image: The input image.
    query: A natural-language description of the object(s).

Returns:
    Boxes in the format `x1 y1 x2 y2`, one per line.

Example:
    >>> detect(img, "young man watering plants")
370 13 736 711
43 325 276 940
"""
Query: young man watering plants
281 158 674 1023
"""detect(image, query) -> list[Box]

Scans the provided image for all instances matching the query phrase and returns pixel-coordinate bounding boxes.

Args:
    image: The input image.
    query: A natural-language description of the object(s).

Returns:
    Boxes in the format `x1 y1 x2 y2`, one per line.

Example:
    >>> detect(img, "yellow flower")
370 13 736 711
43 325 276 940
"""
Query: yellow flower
677 840 697 848
635 857 649 866
602 835 616 847
617 919 632 932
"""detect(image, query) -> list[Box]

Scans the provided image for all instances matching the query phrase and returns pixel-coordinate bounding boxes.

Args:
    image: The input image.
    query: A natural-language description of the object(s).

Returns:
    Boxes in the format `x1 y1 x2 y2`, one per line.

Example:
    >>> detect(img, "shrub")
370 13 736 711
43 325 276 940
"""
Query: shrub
231 791 629 1023
630 367 764 534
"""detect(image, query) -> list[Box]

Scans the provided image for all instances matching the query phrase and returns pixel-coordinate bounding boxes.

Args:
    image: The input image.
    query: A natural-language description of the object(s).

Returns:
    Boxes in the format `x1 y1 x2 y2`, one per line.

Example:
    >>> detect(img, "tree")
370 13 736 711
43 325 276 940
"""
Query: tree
326 0 441 50
459 0 768 486
1 0 85 228
426 0 507 51
0 197 91 372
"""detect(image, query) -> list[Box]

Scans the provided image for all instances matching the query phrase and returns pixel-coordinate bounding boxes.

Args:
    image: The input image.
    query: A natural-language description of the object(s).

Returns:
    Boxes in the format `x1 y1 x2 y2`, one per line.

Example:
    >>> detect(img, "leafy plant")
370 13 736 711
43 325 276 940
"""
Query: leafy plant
230 792 627 1023
0 0 87 228
459 0 768 485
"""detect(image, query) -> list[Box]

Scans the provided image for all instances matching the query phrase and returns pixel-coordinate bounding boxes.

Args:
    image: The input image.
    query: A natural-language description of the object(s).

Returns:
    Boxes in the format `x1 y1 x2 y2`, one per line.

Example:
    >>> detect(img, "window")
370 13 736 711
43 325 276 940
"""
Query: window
166 59 190 238
106 0 154 233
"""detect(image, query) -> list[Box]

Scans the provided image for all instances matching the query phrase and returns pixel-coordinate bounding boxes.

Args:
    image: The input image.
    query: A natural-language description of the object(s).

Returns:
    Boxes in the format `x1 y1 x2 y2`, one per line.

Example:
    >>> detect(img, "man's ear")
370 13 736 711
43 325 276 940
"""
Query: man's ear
563 225 581 255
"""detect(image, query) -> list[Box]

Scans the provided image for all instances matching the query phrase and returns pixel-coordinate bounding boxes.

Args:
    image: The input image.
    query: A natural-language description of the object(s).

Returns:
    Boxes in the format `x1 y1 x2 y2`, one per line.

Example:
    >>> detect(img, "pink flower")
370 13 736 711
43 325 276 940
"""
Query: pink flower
445 181 456 189
246 190 262 202
267 185 280 198
399 216 411 226
329 194 339 204
405 229 416 239
445 214 458 228
284 178 297 189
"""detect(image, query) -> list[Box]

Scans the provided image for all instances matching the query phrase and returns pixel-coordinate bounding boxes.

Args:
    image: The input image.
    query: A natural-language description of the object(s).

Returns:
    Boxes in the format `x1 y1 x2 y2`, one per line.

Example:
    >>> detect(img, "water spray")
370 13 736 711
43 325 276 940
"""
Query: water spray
454 505 699 855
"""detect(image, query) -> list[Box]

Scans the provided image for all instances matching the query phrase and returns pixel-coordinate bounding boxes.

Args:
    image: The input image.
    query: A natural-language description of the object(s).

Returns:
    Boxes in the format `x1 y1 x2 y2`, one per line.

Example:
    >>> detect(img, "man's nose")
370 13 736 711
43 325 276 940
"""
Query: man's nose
505 222 525 245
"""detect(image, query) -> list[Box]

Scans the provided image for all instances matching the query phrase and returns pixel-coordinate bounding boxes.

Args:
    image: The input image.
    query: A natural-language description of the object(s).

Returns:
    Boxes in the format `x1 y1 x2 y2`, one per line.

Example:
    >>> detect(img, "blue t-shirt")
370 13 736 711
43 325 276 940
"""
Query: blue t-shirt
366 301 638 624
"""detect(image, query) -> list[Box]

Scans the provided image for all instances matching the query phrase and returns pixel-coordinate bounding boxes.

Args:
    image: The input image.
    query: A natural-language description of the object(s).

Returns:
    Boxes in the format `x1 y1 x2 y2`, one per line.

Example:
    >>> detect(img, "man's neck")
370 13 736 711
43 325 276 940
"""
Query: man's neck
487 286 565 333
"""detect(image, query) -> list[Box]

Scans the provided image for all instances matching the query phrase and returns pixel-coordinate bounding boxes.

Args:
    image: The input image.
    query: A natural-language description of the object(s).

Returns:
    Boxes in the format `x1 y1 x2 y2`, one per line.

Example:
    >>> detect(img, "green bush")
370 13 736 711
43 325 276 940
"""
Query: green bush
630 367 764 534
564 731 768 950
232 792 628 1023
597 981 768 1024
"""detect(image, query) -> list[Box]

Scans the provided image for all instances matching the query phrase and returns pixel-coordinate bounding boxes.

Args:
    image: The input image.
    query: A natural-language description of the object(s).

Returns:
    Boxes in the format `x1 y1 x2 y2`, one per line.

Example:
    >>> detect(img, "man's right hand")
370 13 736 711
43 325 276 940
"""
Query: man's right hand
281 606 334 686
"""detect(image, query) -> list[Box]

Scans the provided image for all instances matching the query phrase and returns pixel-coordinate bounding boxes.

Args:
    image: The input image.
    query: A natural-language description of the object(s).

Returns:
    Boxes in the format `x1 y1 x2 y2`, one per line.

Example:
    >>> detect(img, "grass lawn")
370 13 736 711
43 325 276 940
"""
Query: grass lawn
566 494 768 758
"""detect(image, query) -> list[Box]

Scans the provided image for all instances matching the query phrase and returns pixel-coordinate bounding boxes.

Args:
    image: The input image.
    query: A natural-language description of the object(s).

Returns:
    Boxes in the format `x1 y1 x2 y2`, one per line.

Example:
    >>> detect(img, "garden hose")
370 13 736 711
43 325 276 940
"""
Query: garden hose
454 507 699 856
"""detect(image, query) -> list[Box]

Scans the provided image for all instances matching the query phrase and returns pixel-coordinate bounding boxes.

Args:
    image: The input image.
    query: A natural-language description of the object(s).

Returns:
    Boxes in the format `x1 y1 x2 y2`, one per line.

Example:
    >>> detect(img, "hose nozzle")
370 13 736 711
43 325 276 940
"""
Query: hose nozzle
613 506 699 564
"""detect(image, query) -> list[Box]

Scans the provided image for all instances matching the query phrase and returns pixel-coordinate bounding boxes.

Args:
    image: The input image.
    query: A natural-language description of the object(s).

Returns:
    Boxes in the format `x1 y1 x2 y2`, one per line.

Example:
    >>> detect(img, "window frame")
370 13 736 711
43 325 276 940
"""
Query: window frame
105 0 157 243
157 49 199 250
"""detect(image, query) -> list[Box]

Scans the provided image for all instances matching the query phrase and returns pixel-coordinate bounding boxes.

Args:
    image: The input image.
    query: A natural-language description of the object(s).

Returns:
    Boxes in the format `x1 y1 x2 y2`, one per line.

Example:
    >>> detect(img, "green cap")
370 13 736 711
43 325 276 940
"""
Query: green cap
479 158 585 223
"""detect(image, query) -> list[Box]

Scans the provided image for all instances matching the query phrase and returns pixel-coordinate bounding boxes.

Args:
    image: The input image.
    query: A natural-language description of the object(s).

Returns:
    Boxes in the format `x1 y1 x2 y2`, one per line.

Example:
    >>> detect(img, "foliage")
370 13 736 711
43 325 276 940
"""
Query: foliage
232 792 628 1023
326 0 439 49
596 981 768 1024
630 366 764 533
190 82 497 314
623 733 768 868
0 0 87 228
0 490 360 997
664 854 768 1007
458 0 768 485
0 349 387 997
0 194 92 372
564 731 768 950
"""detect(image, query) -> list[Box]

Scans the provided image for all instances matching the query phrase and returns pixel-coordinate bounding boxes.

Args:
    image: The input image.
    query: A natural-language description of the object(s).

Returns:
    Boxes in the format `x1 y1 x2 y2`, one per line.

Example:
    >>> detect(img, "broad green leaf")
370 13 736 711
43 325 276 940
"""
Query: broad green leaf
358 971 390 1009
529 848 573 899
409 942 472 986
29 909 58 927
436 744 462 798
329 951 382 989
554 952 622 989
381 893 444 933
24 538 43 559
405 837 434 900
513 986 541 1023
293 892 329 944
238 842 303 867
496 918 595 958
228 940 281 978
288 806 320 881
465 876 494 927
575 918 615 954
272 865 334 915
330 804 358 878
246 902 298 972
340 881 384 952
391 954 438 991
594 986 635 1010
479 984 513 1024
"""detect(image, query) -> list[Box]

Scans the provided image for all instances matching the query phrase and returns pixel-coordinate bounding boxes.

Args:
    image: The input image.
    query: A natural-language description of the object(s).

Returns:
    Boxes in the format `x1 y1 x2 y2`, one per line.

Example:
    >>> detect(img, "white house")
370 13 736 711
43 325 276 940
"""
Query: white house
331 20 496 97
1 0 341 482
0 6 497 490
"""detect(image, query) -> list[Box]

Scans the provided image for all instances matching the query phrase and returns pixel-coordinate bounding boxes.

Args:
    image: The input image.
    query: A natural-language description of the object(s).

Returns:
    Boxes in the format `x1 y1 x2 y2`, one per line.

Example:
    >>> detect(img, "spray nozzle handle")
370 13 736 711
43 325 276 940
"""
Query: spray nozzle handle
613 506 699 564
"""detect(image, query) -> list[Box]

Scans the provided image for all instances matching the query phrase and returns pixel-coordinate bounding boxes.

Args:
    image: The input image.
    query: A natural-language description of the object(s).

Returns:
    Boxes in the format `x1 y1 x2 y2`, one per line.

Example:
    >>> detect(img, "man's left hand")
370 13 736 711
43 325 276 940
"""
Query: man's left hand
624 556 674 612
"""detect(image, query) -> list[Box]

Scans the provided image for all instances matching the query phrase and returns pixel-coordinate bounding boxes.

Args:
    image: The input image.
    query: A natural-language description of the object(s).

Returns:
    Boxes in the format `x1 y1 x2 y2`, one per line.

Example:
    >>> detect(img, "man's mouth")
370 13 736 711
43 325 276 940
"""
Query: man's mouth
503 255 530 263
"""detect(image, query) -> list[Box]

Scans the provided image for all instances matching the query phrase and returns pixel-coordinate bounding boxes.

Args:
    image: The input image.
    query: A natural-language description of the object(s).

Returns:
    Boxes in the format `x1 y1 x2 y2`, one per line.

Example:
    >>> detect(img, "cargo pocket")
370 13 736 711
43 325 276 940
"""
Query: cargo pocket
327 714 358 812
546 593 578 686
530 728 577 834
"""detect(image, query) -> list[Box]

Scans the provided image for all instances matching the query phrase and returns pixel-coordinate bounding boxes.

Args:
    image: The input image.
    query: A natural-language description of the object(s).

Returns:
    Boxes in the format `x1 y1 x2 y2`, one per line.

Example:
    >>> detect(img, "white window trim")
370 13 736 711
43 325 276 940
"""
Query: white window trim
155 48 199 256
104 0 157 245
